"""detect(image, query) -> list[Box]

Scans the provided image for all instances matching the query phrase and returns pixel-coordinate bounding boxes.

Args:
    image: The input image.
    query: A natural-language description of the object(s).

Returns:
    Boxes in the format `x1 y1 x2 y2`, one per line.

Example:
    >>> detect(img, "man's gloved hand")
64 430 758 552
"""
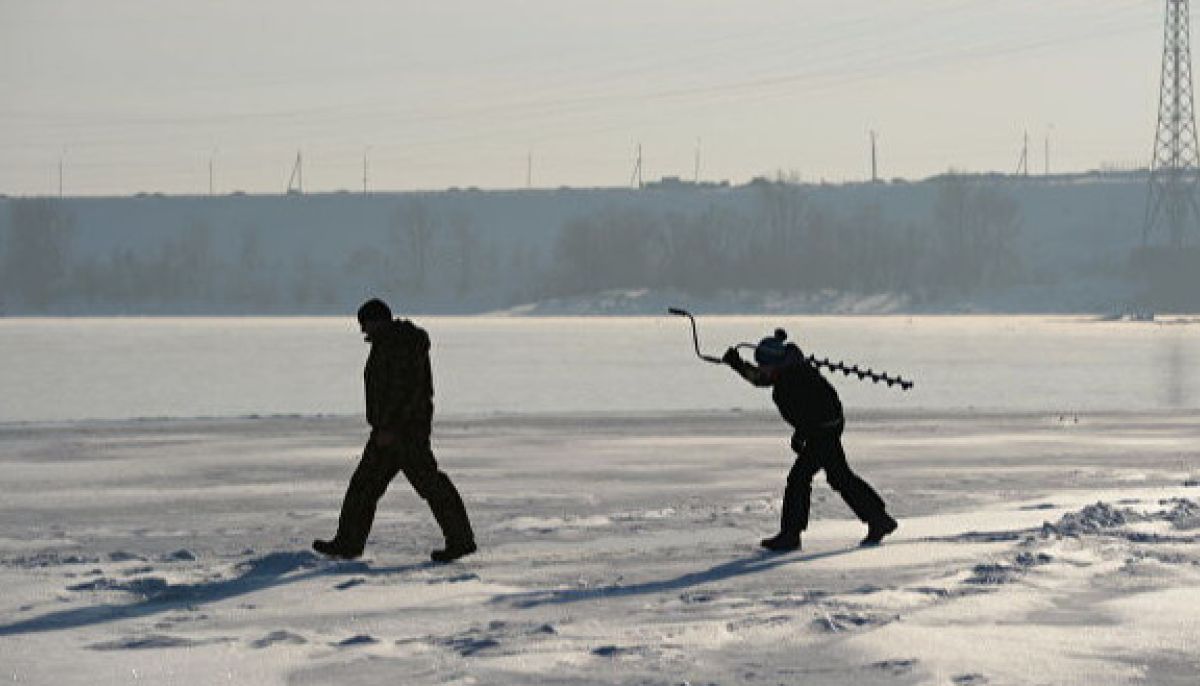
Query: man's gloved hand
722 347 741 366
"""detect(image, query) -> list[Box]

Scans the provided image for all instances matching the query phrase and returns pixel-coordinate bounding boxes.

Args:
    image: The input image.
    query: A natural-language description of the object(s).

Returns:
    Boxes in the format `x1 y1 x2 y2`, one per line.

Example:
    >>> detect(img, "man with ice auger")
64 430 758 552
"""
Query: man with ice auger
722 328 898 552
314 298 476 563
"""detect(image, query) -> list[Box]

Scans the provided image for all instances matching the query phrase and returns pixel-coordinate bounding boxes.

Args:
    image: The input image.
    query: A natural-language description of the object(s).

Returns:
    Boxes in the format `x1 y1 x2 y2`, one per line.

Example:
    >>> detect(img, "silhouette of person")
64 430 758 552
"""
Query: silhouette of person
314 299 476 563
723 329 897 551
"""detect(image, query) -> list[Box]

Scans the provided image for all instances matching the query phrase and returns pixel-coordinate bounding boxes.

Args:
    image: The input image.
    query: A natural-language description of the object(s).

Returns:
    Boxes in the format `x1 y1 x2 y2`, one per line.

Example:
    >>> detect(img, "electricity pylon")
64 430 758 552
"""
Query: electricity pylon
1144 0 1200 249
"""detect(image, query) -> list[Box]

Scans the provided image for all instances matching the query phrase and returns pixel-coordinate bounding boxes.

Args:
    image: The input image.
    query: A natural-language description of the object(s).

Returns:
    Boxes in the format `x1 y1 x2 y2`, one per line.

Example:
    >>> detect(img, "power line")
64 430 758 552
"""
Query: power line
1 3 1167 194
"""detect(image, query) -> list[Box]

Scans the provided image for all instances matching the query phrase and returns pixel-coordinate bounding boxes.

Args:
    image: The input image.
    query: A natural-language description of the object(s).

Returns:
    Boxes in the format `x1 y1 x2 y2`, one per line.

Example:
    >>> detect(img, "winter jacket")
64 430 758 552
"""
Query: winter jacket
731 353 843 434
365 319 434 437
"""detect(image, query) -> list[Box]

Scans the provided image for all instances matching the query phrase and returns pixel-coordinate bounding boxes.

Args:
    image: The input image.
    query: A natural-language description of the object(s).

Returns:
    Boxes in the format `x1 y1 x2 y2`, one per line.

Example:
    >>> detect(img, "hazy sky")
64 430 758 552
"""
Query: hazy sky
0 0 1173 195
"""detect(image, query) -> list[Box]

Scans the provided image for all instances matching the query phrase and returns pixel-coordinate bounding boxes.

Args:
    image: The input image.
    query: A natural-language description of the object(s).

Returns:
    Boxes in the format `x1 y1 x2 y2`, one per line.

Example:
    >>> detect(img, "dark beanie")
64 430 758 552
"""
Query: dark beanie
357 298 392 325
754 328 790 366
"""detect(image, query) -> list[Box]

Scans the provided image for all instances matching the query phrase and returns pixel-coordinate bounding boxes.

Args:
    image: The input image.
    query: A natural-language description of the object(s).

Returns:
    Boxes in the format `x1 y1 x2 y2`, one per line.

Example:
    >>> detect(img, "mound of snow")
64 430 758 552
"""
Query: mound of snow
1041 501 1139 536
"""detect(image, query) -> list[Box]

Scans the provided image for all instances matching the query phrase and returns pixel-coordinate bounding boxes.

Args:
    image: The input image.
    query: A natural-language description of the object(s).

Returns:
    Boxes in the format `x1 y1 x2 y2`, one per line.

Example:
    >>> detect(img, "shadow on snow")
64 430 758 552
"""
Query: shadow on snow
0 551 429 637
493 546 865 609
3 546 879 635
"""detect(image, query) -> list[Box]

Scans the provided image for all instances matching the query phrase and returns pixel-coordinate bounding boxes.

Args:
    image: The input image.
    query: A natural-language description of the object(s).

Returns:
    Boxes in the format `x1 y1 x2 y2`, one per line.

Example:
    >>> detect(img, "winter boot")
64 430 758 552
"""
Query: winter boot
431 540 477 563
860 515 898 547
428 485 477 564
312 539 361 560
760 532 801 552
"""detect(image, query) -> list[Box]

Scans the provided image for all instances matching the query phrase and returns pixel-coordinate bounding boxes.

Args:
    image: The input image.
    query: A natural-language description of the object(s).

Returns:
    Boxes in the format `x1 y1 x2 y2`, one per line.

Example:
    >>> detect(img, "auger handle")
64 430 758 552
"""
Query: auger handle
668 307 723 364
669 307 914 390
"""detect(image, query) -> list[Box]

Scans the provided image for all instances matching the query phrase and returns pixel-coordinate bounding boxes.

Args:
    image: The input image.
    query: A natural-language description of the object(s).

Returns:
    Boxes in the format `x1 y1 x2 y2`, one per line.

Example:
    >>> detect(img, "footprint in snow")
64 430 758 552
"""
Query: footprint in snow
430 572 479 584
108 551 146 562
334 634 378 647
429 621 554 657
812 611 897 633
152 612 209 629
965 567 1012 585
87 634 232 651
251 630 308 648
66 576 171 597
441 636 500 656
11 553 101 568
591 645 633 657
591 645 656 659
869 659 918 675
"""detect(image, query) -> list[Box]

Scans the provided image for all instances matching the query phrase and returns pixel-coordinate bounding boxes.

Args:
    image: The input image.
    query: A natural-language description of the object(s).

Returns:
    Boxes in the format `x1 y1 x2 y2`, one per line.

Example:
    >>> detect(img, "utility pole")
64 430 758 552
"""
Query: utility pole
287 150 303 195
58 154 63 198
1016 130 1029 176
363 146 370 195
630 142 643 189
870 130 879 183
1044 125 1053 176
1144 0 1200 249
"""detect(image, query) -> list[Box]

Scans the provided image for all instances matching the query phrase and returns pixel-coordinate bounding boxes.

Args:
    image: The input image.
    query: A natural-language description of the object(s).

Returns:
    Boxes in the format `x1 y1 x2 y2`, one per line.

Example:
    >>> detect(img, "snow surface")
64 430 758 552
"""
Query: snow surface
2 410 1199 684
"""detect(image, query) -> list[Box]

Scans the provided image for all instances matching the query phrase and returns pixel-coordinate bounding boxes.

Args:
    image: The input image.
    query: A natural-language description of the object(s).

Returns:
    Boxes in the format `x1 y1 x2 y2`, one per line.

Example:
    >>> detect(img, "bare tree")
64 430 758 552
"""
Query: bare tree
553 207 659 296
391 198 437 294
655 206 740 295
933 176 1022 294
2 199 75 310
448 211 478 298
228 226 278 308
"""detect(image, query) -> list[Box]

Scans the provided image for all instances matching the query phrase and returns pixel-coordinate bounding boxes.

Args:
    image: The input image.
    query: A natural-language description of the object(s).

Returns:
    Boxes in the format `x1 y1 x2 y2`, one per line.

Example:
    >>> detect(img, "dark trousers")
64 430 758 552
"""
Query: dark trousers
332 436 474 554
780 422 888 536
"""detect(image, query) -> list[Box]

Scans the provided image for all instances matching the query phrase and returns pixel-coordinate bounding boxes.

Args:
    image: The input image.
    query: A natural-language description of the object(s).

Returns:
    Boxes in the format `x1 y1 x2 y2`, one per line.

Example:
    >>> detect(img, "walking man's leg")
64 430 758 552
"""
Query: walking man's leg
315 443 401 558
399 441 476 562
762 433 821 552
811 431 897 546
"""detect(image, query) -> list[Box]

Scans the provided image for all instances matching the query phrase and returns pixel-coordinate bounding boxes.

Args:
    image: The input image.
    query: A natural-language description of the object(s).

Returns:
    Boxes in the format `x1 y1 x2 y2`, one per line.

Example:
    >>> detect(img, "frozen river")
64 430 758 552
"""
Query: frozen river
0 315 1196 423
2 317 1199 684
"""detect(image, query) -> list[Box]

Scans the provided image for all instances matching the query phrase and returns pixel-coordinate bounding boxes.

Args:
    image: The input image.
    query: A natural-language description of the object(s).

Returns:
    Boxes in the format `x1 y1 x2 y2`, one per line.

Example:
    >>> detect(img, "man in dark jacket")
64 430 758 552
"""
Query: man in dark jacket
314 299 476 563
723 329 897 552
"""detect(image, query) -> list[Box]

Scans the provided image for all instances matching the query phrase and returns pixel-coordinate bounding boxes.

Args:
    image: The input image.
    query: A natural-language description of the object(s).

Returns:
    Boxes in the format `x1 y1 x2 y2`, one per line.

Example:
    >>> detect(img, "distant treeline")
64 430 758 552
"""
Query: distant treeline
1 177 1025 314
0 197 508 313
548 177 1022 302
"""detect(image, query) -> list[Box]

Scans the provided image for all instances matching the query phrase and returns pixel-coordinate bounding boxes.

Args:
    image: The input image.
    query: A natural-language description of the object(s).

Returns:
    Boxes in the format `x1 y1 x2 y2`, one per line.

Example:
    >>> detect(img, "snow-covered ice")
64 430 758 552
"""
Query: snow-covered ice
2 409 1198 684
1 315 1196 423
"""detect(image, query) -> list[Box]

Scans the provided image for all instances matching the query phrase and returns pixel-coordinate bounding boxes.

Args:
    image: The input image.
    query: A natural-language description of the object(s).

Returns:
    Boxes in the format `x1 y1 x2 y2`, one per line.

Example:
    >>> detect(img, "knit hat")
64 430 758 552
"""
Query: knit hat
754 328 790 366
